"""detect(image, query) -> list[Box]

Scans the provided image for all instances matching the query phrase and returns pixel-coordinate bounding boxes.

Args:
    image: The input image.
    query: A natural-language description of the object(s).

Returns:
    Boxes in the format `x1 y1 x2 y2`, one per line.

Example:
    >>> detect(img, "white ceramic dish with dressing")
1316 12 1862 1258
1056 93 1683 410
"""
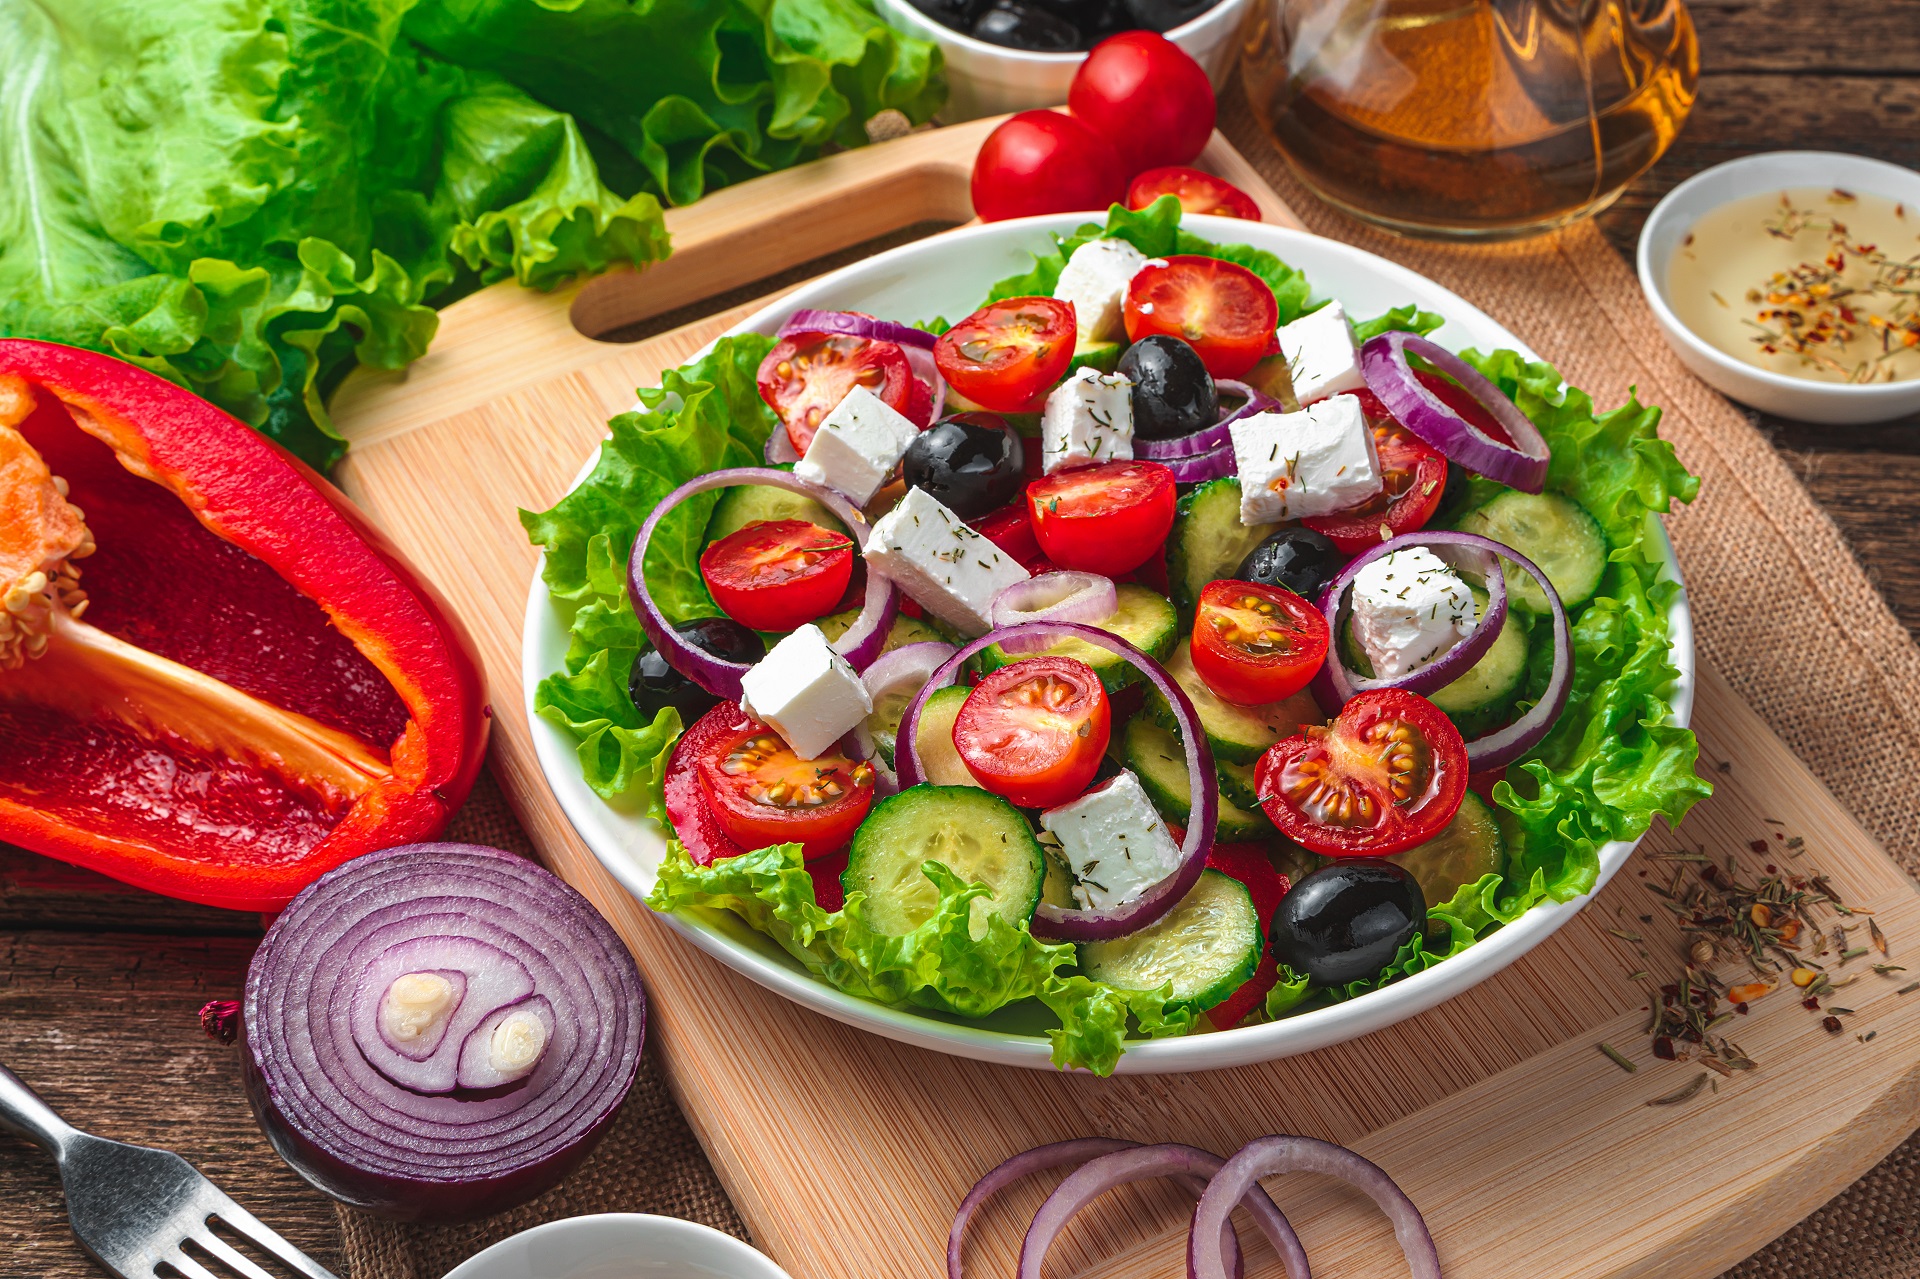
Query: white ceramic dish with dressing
523 212 1696 1075
441 1214 792 1279
1637 151 1920 425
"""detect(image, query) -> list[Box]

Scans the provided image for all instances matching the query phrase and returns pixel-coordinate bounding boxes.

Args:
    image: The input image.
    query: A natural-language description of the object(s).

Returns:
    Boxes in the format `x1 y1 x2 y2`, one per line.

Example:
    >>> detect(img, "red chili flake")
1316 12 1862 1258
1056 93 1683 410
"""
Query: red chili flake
1661 983 1681 999
1804 996 1822 1011
1652 1036 1677 1060
1637 869 1648 877
1822 1016 1844 1034
1733 1002 1750 1015
1749 840 1769 854
1701 864 1722 885
1766 864 1778 873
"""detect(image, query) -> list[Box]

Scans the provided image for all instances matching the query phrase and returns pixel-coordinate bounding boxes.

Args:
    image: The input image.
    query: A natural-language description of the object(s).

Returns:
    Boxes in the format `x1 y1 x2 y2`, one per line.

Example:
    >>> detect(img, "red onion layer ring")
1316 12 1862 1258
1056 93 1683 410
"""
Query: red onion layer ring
1160 441 1237 484
777 308 939 349
1135 379 1279 460
893 621 1216 941
628 467 897 700
1454 539 1570 771
1359 332 1549 493
860 641 960 704
990 572 1118 653
950 1138 1138 1279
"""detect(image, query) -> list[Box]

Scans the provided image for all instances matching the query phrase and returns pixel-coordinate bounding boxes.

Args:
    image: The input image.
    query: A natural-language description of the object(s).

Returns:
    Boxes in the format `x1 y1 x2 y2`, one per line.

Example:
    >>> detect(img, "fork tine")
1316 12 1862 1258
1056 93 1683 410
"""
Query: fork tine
201 1192 342 1279
162 1250 223 1279
189 1230 279 1279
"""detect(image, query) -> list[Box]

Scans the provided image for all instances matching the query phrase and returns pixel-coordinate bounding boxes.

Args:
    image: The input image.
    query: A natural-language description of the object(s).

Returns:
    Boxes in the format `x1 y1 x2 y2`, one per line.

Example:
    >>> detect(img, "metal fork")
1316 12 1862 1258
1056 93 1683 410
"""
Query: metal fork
0 1062 341 1279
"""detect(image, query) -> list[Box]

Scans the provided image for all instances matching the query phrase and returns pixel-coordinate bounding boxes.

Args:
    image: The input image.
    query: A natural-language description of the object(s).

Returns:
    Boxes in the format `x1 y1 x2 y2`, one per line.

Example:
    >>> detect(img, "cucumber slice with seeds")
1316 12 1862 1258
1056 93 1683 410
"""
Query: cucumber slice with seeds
1215 754 1263 811
1122 714 1273 840
818 609 949 654
843 786 1044 937
910 685 977 788
1077 869 1261 1013
1147 643 1321 765
976 584 1177 692
1454 490 1606 613
705 482 844 545
1300 790 1506 911
1168 479 1270 616
1428 606 1529 715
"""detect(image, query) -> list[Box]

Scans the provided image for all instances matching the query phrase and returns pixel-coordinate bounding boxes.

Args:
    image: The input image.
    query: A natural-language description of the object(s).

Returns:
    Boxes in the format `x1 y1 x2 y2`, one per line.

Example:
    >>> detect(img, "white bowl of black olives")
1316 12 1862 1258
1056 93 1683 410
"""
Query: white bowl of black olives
881 0 1253 121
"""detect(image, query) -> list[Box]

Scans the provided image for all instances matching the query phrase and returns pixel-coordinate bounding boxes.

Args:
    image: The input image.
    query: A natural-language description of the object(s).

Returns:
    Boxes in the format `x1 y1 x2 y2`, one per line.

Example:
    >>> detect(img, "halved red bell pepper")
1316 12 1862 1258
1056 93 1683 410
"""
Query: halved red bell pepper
0 340 488 911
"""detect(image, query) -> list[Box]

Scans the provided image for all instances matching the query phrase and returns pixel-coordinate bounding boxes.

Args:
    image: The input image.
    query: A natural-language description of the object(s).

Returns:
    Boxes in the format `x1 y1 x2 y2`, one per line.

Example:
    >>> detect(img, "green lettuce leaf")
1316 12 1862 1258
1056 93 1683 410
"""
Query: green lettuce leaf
1352 303 1445 342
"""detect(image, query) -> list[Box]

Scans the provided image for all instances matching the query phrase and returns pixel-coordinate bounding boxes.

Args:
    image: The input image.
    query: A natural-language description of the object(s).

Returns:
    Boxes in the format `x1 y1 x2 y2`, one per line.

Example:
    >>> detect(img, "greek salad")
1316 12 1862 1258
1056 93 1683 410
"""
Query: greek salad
529 201 1710 1074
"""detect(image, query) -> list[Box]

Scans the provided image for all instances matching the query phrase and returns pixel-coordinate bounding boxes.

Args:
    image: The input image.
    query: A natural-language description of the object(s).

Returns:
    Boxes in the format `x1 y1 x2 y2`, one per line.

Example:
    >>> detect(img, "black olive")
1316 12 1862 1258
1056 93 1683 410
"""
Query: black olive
900 412 1026 519
1117 336 1217 440
970 1 1081 50
1234 526 1344 600
1271 860 1426 988
629 617 765 722
1119 0 1216 31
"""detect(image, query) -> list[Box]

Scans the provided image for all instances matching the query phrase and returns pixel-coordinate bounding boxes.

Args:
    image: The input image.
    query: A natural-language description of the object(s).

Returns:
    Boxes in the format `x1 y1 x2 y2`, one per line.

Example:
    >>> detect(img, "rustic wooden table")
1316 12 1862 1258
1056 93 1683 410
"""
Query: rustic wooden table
3 2 1917 1274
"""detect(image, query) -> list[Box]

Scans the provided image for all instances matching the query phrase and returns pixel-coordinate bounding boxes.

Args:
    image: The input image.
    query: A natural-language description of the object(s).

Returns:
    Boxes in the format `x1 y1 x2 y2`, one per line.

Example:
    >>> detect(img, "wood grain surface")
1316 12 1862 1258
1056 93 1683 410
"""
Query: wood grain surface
3 1 1918 1274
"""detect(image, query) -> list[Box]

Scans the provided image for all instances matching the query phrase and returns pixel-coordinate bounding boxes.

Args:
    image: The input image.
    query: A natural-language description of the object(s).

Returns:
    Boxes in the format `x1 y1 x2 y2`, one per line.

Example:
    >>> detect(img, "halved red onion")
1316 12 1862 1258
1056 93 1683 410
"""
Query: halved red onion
893 622 1215 941
629 467 897 700
1189 1136 1441 1279
1021 1143 1307 1279
242 844 643 1223
1135 379 1278 461
777 308 939 349
1311 531 1510 709
1359 332 1550 493
1160 441 1237 484
990 572 1117 653
351 935 531 1092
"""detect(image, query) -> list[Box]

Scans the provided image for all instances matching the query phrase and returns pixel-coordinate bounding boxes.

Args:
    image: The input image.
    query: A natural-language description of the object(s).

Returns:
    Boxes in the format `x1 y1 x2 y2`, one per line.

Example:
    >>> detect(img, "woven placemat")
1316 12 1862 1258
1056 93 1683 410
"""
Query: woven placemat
336 88 1920 1279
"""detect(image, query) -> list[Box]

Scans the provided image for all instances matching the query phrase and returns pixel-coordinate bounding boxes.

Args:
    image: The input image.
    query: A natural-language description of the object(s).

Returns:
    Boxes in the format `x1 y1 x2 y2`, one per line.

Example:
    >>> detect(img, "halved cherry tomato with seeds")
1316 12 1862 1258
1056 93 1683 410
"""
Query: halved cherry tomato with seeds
757 333 915 454
953 656 1110 809
1254 689 1466 857
699 519 855 632
1303 404 1448 555
1190 580 1330 706
1123 256 1278 379
696 717 875 860
1127 167 1261 221
1026 459 1176 578
934 298 1077 414
969 501 1055 574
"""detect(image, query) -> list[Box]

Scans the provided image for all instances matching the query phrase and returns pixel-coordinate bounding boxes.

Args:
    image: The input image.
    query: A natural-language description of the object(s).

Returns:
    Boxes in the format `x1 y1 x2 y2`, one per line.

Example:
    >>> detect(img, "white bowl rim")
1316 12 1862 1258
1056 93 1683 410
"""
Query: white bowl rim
524 211 1696 1074
441 1213 791 1279
1635 149 1920 402
875 0 1248 64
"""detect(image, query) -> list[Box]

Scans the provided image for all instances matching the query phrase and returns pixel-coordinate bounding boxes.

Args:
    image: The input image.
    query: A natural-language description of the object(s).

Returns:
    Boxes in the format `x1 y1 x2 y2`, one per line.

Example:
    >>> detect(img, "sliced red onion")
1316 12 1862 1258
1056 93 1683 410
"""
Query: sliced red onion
777 308 938 349
1160 441 1237 484
764 427 800 465
1021 1144 1307 1279
1190 1136 1440 1279
949 1139 1137 1279
1359 332 1550 493
893 622 1215 941
1458 540 1571 771
1311 531 1510 708
861 641 960 704
242 844 643 1223
989 572 1117 653
1135 380 1278 461
629 467 897 700
350 935 532 1093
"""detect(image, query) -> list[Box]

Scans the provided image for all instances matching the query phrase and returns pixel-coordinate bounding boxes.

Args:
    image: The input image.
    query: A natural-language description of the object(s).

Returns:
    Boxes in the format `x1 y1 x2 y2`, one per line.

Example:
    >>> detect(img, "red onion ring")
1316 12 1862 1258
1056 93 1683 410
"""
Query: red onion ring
764 428 801 465
628 467 897 700
1021 1144 1307 1279
1359 332 1549 493
1135 380 1278 461
950 1139 1137 1279
777 308 939 349
990 572 1118 653
1310 531 1510 708
1159 441 1237 484
893 621 1216 941
1455 539 1570 771
860 641 960 704
1190 1136 1440 1279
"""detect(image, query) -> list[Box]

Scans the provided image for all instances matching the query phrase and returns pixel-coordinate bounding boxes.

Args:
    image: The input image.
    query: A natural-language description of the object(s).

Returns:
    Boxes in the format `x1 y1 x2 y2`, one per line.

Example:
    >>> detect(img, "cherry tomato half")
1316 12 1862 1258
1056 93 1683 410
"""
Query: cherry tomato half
1190 580 1331 706
971 110 1125 223
1068 32 1216 174
1302 403 1448 555
757 333 914 454
1127 166 1261 221
699 519 855 632
953 657 1111 809
1254 689 1467 858
935 298 1078 414
969 501 1056 574
1026 459 1176 577
1124 256 1279 380
695 717 875 860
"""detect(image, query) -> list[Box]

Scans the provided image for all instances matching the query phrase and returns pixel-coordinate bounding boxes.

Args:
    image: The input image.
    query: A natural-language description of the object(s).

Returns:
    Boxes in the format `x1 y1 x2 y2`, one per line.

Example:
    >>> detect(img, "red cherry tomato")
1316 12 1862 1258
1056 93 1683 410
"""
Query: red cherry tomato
953 657 1111 809
1124 256 1279 379
1127 166 1261 221
695 717 876 860
698 519 855 632
1068 32 1216 173
757 333 915 454
971 110 1125 223
1302 406 1448 555
663 704 756 866
969 501 1055 574
1189 580 1331 706
1026 459 1176 577
1254 689 1467 857
935 298 1078 413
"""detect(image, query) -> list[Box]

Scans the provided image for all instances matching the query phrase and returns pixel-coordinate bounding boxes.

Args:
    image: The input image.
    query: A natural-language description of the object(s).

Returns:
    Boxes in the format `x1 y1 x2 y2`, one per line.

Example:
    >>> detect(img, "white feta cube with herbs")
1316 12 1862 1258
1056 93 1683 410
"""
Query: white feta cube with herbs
1052 237 1148 343
1277 300 1365 404
1041 367 1134 474
738 623 873 761
864 487 1030 637
1230 395 1382 525
1350 546 1478 680
793 385 921 505
1041 770 1184 911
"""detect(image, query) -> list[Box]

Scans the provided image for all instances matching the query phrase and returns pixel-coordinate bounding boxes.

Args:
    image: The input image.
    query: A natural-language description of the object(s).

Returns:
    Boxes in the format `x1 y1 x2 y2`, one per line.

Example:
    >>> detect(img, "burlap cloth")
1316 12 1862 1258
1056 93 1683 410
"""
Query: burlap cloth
336 89 1920 1279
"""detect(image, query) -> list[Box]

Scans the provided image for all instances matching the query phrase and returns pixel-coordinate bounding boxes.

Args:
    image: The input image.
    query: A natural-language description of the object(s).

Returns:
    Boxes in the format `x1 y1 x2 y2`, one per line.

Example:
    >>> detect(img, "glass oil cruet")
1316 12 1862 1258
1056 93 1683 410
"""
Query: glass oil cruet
1240 0 1700 239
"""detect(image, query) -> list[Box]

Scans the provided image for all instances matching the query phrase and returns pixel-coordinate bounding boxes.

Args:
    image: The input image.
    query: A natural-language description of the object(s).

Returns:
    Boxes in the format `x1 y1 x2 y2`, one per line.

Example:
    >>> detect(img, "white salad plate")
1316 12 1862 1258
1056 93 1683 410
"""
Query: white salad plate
524 213 1696 1074
442 1213 792 1279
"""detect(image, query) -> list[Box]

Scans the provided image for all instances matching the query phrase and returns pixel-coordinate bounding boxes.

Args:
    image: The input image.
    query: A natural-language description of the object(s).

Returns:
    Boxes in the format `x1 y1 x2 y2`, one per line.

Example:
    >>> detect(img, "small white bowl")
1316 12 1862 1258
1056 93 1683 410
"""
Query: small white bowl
1637 151 1920 425
877 0 1254 122
441 1215 791 1279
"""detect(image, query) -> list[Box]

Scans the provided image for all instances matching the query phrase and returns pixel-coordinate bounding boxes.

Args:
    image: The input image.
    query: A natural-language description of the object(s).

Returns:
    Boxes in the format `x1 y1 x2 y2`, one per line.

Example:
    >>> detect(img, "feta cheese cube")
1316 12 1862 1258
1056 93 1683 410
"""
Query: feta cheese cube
1041 366 1134 474
1229 395 1382 525
792 385 921 505
1349 547 1477 680
1052 238 1148 343
1041 770 1184 911
738 623 873 760
1277 301 1364 404
865 487 1030 637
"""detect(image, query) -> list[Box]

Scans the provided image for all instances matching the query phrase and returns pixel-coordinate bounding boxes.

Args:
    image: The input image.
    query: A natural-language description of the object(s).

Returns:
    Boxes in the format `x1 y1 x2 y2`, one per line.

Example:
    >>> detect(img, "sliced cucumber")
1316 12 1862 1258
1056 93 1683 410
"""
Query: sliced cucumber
1455 490 1606 613
911 685 977 788
1168 479 1270 615
1123 715 1273 840
1428 607 1529 715
1215 754 1263 811
704 482 843 545
817 609 949 654
1077 869 1260 1013
1068 339 1124 376
1301 791 1506 911
976 584 1178 692
843 786 1044 937
1240 352 1302 413
1147 642 1321 766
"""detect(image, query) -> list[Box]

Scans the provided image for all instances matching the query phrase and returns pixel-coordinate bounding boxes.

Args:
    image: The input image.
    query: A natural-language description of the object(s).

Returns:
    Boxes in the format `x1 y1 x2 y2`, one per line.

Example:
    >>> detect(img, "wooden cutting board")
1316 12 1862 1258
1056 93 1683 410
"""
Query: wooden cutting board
328 119 1920 1278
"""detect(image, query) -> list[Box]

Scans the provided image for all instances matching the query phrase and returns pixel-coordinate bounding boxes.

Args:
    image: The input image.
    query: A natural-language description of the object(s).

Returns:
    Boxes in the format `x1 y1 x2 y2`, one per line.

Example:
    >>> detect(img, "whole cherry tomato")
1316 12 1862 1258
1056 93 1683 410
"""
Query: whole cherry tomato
971 110 1125 222
1068 33 1216 174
